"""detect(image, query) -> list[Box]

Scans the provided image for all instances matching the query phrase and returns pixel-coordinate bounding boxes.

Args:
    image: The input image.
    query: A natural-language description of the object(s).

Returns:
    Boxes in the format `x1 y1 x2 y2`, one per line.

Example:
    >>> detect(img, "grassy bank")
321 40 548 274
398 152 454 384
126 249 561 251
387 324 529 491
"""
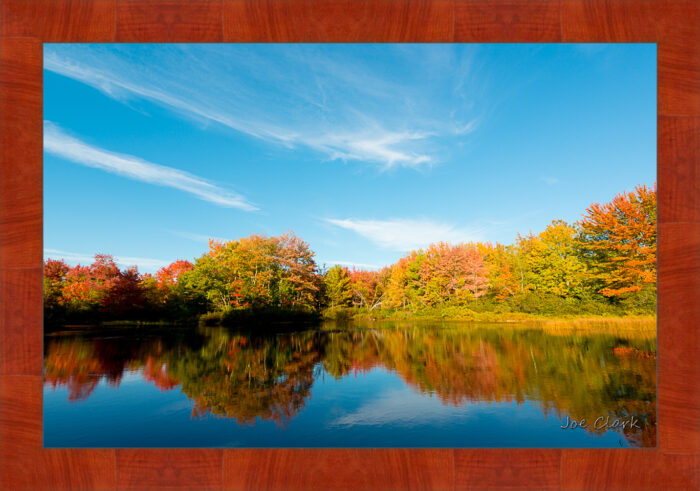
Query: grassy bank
322 305 656 324
323 290 655 324
321 307 656 341
47 302 655 333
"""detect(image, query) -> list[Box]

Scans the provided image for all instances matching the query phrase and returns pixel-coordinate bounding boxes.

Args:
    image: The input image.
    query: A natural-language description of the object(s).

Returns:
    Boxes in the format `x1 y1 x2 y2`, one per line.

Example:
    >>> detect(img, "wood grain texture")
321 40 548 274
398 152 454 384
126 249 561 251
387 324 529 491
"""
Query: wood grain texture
0 268 42 375
0 375 116 490
222 449 454 490
658 117 700 223
561 0 700 116
657 222 700 455
0 0 699 489
116 449 223 490
1 0 116 41
116 0 223 42
560 450 699 490
0 38 43 271
223 0 453 42
454 0 560 42
454 449 560 490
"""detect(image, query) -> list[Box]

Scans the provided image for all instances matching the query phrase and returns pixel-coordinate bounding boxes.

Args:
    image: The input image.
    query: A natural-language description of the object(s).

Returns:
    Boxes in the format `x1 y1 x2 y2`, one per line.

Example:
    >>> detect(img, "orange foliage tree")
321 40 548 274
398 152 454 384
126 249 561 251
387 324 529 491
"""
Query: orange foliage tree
418 242 489 305
348 267 388 310
578 184 656 297
277 233 320 309
477 242 519 299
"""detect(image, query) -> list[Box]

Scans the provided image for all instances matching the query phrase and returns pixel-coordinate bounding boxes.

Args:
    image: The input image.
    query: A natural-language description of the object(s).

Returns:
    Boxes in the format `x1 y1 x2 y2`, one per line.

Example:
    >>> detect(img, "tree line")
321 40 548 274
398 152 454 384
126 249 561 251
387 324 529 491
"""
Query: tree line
44 184 656 325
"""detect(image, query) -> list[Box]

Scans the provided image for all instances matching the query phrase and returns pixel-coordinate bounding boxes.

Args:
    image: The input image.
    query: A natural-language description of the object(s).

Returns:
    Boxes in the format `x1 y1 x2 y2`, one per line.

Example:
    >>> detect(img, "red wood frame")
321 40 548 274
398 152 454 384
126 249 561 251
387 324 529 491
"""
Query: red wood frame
1 1 698 489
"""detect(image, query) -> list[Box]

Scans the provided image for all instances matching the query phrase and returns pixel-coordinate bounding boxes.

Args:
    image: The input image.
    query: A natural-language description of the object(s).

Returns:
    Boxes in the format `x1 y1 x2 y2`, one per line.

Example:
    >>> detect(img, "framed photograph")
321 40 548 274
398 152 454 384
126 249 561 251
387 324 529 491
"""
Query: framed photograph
1 1 698 490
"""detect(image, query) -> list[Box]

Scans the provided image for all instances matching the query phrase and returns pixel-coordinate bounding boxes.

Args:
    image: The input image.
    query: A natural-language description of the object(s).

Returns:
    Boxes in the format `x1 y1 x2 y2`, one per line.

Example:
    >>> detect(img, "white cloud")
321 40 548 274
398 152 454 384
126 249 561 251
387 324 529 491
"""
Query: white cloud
306 130 433 169
44 52 295 144
329 386 470 428
324 218 483 252
168 230 229 244
44 45 481 169
44 249 170 272
44 121 257 211
321 260 381 270
540 176 559 186
453 119 479 135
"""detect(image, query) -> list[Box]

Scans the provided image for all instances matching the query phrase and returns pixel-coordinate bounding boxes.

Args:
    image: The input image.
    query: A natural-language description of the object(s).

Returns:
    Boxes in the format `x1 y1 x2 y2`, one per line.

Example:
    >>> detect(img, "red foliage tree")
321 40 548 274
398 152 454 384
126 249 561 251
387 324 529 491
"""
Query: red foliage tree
44 258 70 282
155 260 194 289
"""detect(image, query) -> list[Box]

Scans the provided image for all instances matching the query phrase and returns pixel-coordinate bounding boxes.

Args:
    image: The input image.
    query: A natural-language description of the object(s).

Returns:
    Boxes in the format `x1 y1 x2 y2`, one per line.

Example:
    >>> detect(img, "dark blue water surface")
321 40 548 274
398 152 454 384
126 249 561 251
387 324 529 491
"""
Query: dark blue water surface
43 321 656 447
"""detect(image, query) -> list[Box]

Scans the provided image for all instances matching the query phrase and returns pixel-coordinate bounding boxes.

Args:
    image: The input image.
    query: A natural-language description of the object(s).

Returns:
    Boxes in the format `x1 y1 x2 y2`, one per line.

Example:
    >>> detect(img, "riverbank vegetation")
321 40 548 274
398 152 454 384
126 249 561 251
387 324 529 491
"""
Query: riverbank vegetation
44 184 656 327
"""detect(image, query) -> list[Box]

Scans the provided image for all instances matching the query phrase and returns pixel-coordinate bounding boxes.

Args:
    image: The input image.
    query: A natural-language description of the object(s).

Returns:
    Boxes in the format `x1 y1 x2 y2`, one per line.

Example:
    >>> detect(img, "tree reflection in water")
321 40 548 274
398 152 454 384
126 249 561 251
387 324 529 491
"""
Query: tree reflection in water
44 321 656 446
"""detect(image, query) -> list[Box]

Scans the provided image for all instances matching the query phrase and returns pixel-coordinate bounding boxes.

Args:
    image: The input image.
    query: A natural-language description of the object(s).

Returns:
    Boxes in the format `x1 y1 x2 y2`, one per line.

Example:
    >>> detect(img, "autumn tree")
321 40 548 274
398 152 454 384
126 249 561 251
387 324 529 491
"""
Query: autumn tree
156 260 194 289
323 265 352 308
349 268 388 310
517 221 590 298
383 252 425 309
383 257 412 309
100 266 145 316
276 233 320 310
577 184 656 297
417 242 489 305
44 259 70 306
61 264 102 310
139 273 164 307
183 233 319 313
44 254 152 321
183 244 254 311
477 243 518 299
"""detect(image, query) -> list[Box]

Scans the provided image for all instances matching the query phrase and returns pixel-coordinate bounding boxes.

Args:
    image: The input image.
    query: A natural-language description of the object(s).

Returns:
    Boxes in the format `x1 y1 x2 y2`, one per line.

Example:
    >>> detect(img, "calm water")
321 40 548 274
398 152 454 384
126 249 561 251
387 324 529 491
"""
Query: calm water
43 320 656 447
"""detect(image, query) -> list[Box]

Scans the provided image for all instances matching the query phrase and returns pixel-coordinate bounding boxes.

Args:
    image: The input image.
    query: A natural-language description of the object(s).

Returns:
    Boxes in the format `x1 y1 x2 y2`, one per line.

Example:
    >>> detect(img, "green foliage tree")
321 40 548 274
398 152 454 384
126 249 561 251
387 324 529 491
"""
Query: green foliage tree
182 233 320 314
323 265 352 308
517 220 590 298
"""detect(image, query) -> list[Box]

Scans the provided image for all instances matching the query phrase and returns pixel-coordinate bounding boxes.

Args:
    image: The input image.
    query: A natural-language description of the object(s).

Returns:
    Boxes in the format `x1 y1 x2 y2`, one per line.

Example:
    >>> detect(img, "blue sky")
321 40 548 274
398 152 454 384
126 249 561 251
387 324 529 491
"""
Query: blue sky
44 43 656 273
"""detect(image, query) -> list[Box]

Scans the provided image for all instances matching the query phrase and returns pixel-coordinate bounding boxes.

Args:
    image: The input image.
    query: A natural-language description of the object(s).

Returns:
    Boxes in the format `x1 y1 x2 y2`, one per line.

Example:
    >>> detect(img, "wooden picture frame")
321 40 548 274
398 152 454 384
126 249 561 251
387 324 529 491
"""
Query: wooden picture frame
0 0 698 489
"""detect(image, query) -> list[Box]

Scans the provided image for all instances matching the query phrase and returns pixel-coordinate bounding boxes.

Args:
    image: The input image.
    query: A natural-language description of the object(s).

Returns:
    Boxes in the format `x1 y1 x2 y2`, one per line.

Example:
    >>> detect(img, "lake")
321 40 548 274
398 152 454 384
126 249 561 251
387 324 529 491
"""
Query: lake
43 319 656 447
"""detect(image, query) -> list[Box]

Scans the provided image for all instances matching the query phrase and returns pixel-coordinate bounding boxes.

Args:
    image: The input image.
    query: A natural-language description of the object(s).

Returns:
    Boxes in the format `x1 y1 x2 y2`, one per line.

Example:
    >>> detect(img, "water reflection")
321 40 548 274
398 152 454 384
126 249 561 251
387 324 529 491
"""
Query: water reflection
44 321 656 447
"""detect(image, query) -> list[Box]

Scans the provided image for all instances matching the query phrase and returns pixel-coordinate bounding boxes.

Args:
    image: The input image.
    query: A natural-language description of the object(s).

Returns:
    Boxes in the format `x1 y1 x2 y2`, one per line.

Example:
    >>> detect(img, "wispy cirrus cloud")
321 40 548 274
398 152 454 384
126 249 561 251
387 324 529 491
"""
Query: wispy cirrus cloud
44 121 257 211
44 45 482 169
324 218 484 252
167 230 230 244
304 130 434 169
44 249 170 273
320 260 381 270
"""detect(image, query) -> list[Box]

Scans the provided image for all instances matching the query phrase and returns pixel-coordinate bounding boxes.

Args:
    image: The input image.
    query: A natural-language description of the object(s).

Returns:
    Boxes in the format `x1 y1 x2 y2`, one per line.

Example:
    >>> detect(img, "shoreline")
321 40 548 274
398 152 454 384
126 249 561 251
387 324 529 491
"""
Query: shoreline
46 313 657 334
328 307 656 324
